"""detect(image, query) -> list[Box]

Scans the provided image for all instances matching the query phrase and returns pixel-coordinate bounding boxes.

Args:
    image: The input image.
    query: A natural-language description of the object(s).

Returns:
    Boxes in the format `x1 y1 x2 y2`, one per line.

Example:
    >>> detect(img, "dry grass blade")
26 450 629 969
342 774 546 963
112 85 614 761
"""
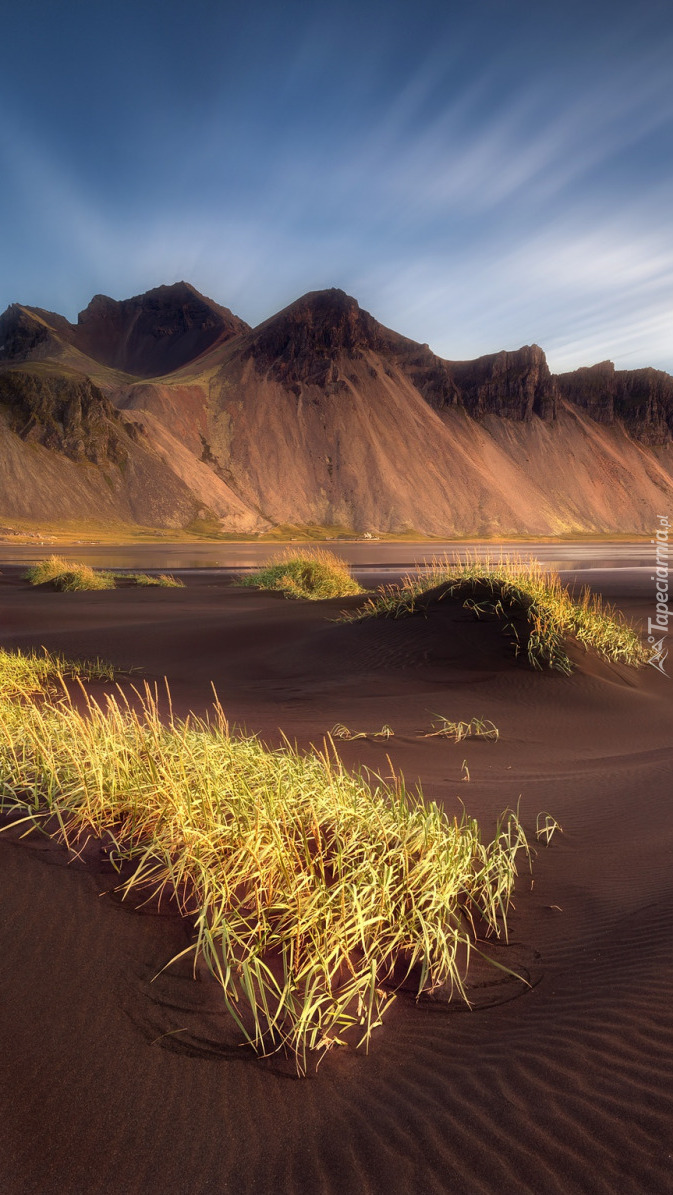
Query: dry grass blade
330 724 394 740
423 717 499 742
536 812 563 845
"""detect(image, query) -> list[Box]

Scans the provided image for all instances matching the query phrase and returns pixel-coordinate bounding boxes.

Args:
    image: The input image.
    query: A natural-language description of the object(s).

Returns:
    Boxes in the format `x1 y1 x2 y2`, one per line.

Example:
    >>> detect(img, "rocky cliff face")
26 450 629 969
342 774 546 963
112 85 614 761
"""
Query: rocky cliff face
0 366 265 531
73 282 250 378
0 283 250 382
0 369 134 465
557 361 673 444
242 289 393 389
242 290 555 420
0 305 71 365
446 345 558 421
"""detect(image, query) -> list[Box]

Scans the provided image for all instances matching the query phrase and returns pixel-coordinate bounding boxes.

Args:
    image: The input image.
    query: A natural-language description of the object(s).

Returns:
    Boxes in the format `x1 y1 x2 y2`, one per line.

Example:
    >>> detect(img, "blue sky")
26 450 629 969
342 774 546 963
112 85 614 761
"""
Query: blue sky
1 0 672 372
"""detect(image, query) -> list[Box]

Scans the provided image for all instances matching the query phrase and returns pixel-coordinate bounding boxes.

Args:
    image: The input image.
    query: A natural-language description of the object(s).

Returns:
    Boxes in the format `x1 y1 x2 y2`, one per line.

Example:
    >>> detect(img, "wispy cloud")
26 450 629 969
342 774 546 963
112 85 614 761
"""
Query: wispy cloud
354 199 673 372
0 121 109 258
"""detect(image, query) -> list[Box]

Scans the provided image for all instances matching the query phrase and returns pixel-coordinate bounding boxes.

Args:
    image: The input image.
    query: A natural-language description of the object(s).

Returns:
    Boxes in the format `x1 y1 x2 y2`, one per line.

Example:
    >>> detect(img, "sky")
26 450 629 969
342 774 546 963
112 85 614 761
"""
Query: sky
1 0 672 373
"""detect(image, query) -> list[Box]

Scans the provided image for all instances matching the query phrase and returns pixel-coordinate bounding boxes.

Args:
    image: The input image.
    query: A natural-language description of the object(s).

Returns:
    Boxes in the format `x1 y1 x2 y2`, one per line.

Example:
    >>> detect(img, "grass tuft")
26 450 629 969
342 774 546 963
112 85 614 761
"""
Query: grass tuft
24 557 184 591
124 572 185 588
25 555 114 591
344 554 649 673
0 647 115 699
240 548 364 601
423 717 499 742
536 812 563 845
0 663 531 1073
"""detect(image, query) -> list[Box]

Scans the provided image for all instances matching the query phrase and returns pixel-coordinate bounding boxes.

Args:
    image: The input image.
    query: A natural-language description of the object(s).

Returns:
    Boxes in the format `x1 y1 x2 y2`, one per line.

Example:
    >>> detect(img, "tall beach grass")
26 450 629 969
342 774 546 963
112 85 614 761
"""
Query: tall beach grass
0 657 531 1072
0 646 115 699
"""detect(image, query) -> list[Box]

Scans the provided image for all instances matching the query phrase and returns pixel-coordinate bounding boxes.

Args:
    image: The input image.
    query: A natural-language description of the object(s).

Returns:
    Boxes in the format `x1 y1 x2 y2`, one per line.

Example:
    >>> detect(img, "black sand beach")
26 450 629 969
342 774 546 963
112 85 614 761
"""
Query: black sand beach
0 563 671 1194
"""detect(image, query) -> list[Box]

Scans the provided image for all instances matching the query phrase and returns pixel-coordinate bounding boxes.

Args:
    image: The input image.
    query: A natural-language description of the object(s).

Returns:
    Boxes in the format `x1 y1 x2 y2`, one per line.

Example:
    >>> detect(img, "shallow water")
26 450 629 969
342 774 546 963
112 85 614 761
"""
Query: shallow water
0 539 653 573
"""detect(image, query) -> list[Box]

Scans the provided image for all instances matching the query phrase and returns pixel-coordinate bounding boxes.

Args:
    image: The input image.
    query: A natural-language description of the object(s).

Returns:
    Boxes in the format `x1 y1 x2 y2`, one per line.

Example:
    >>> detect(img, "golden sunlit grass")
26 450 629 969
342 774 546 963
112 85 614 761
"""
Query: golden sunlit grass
0 654 532 1073
25 555 115 591
344 554 648 673
240 547 364 600
0 647 115 699
124 572 185 588
330 723 395 740
422 717 500 742
24 556 183 590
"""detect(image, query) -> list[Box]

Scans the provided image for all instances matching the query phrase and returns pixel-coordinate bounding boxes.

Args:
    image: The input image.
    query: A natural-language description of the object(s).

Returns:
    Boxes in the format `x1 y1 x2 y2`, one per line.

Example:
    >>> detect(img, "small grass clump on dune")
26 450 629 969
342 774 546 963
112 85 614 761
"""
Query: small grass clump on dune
240 548 364 601
331 723 394 740
0 670 530 1073
345 554 648 674
124 572 184 588
25 555 115 591
0 647 115 699
25 557 183 591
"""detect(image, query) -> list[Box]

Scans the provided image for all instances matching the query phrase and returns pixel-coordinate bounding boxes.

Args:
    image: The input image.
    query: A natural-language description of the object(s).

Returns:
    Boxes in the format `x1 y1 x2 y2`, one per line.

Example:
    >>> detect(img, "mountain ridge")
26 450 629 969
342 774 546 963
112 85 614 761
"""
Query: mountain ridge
0 282 672 536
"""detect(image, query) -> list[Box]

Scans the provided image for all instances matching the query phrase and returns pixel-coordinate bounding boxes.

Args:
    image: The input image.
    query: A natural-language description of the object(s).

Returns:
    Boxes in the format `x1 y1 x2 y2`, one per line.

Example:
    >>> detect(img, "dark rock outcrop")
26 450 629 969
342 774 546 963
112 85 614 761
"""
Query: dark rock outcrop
74 282 250 378
0 305 70 364
397 345 461 410
557 361 673 444
0 369 134 464
446 345 558 421
242 289 392 388
0 283 251 381
242 290 552 419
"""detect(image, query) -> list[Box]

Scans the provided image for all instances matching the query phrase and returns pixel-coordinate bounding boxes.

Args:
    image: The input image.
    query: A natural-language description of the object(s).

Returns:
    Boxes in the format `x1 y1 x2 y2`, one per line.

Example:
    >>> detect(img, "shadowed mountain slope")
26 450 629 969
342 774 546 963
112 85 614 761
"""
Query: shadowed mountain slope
73 283 249 378
1 284 672 535
0 283 249 382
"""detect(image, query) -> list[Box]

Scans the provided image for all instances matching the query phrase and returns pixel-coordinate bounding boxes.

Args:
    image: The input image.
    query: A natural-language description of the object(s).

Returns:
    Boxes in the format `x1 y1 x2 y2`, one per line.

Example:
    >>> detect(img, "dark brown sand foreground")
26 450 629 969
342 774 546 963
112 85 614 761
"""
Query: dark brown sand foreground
1 565 672 1194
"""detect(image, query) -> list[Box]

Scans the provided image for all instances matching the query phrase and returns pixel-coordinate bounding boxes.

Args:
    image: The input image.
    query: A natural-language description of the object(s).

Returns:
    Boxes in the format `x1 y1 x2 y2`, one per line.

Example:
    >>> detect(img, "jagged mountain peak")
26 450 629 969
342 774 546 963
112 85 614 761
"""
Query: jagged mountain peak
253 287 376 341
73 282 250 377
243 288 402 386
77 280 230 323
0 302 73 364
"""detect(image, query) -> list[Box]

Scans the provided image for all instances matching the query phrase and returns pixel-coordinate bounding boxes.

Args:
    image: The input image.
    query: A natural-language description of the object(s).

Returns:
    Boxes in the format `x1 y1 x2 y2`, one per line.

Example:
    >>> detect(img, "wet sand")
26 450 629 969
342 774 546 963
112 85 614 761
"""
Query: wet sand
0 565 671 1194
0 538 651 572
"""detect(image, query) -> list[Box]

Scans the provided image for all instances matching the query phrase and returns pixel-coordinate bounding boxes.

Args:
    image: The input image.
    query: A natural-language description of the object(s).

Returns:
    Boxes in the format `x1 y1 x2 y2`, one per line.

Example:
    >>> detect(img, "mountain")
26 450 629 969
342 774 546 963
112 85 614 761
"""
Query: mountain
0 282 249 381
0 283 672 536
72 282 249 378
